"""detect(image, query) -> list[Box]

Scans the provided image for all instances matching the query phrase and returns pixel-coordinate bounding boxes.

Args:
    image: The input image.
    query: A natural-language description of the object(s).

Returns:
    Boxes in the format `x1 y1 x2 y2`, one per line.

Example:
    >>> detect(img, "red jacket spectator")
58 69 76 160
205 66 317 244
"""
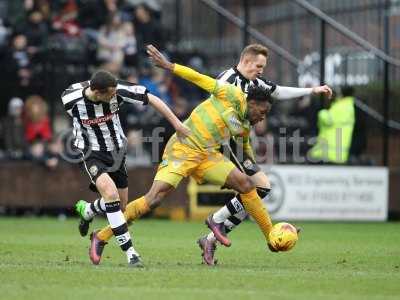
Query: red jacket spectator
24 95 52 143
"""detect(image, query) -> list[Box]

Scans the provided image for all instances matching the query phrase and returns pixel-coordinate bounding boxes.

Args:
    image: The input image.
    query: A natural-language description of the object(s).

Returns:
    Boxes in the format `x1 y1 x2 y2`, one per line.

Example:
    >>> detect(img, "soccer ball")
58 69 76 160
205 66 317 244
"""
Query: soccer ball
268 222 298 252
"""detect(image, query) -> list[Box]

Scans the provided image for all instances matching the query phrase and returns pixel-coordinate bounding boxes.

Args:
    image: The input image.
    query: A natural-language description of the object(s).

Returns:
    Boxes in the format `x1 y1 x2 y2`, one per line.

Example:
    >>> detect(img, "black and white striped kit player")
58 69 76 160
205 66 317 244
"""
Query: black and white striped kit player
66 70 190 267
62 80 149 152
217 66 277 95
218 67 314 100
62 74 150 267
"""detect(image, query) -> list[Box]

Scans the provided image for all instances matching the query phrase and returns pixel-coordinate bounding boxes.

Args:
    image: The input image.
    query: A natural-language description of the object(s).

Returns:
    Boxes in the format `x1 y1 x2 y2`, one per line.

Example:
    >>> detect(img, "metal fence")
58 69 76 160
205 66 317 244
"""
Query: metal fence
160 0 400 168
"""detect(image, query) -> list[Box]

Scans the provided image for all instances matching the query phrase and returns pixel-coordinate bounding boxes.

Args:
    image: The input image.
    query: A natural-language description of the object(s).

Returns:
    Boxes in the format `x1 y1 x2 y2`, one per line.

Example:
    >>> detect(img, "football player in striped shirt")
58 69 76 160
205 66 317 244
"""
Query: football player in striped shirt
62 70 190 266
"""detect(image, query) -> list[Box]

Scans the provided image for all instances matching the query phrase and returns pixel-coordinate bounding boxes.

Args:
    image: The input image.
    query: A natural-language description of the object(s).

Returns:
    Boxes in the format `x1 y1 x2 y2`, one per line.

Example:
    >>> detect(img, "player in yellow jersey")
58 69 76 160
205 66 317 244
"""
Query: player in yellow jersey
86 44 278 265
198 44 332 265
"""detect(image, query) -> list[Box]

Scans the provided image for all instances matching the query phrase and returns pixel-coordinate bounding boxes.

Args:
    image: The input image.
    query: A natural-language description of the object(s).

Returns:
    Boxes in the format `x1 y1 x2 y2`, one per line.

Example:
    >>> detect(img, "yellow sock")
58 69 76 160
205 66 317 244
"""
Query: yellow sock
97 196 150 242
240 189 273 242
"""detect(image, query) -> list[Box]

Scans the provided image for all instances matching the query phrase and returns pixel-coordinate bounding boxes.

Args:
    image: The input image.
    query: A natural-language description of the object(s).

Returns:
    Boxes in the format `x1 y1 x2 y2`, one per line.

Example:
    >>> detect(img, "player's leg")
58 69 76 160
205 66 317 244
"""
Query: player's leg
74 151 108 236
196 153 272 247
193 156 237 248
76 156 129 236
95 168 182 243
95 137 197 244
192 154 270 264
91 172 142 266
114 157 129 212
76 197 106 220
224 168 273 244
206 171 271 242
75 191 127 238
123 178 176 219
90 138 198 263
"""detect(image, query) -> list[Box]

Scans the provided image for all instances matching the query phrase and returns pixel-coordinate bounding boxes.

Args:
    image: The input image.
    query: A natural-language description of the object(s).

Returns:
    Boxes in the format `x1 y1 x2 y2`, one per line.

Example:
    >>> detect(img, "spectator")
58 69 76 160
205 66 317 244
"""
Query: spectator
23 10 49 49
77 0 121 44
52 0 81 37
97 13 128 66
34 0 51 22
6 0 33 28
133 4 164 55
308 86 355 164
24 94 52 144
122 22 138 67
2 97 26 159
103 0 119 14
77 0 111 30
0 18 9 48
23 94 60 169
1 34 35 105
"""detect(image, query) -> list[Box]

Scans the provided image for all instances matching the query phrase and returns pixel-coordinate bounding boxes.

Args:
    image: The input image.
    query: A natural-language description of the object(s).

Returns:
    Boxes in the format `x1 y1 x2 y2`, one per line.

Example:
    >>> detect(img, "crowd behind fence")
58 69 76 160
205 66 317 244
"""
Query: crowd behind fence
0 0 398 169
161 0 400 167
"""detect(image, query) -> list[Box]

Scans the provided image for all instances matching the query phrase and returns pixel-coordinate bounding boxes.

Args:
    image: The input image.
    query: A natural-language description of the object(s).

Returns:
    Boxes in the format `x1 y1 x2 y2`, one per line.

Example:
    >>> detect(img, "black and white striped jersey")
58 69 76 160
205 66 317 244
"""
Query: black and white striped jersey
217 66 277 94
61 80 149 152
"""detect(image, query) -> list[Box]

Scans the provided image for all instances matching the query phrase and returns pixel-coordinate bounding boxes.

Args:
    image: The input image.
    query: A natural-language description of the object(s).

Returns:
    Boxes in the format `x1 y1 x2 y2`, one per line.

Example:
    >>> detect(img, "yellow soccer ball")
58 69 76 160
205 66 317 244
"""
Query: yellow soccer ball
268 222 298 252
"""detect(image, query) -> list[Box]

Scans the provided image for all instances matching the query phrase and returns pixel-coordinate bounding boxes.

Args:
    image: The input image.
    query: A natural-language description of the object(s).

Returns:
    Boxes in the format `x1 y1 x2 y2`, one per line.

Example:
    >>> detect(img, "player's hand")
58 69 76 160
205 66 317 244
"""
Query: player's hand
312 85 333 99
267 242 279 253
175 122 191 141
146 44 174 71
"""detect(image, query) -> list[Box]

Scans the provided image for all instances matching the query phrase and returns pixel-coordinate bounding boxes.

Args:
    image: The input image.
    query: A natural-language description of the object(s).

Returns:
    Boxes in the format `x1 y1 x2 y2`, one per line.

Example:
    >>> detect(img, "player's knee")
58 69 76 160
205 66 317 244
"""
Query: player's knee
145 189 166 209
145 182 173 209
101 187 119 202
237 176 255 194
250 171 270 188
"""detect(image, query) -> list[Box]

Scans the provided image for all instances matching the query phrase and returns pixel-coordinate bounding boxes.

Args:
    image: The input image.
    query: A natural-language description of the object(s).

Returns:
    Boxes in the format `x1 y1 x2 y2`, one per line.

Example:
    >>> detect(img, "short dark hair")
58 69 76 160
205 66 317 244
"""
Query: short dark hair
247 85 273 104
90 70 117 92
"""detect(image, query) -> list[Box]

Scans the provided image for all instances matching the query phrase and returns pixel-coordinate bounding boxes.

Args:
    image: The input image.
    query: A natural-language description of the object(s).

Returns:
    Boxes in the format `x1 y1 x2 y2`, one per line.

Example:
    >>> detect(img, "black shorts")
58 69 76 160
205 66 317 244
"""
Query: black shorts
79 150 128 193
220 139 261 176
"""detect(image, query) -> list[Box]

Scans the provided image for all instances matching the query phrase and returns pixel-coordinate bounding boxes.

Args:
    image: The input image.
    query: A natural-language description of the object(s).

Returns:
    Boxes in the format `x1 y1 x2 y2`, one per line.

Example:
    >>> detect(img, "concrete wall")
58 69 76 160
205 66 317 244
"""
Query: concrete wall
0 162 189 213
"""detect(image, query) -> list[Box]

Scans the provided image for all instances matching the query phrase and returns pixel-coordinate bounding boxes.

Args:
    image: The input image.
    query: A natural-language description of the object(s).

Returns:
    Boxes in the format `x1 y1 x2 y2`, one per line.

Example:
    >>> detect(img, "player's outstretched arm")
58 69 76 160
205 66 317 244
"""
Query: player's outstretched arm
272 85 333 100
146 44 217 94
148 93 191 139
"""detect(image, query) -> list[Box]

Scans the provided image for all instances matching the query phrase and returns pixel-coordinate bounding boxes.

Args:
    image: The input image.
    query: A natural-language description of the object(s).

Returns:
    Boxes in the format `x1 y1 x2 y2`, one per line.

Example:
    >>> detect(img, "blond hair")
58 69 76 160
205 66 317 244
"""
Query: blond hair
25 95 48 123
240 44 269 60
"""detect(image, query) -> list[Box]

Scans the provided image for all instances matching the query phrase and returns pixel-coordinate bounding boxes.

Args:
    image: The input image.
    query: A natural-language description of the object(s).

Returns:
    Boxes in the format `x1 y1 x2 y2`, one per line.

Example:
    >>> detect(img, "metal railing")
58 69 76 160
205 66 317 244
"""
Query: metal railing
293 0 396 165
178 0 398 167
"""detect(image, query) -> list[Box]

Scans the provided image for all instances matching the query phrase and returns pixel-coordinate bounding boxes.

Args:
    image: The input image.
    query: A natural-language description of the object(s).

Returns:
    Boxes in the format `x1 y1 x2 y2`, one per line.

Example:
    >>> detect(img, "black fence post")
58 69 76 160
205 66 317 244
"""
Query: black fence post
243 0 249 48
46 47 55 129
320 19 326 85
383 0 390 166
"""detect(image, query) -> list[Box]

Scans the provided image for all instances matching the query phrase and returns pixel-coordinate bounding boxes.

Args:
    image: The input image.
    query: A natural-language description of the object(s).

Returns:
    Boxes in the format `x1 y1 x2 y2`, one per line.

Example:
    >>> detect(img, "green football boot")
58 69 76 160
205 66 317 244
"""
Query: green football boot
75 200 92 237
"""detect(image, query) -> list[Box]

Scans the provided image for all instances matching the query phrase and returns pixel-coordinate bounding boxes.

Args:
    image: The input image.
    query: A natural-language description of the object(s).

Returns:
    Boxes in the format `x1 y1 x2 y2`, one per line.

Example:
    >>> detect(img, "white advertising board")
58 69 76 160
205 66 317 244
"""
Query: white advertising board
259 165 389 221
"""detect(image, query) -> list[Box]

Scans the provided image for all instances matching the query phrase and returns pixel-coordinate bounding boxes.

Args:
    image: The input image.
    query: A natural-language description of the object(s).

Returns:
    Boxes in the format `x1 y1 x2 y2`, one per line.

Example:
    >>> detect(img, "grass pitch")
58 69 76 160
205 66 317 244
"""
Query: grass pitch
0 217 399 300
